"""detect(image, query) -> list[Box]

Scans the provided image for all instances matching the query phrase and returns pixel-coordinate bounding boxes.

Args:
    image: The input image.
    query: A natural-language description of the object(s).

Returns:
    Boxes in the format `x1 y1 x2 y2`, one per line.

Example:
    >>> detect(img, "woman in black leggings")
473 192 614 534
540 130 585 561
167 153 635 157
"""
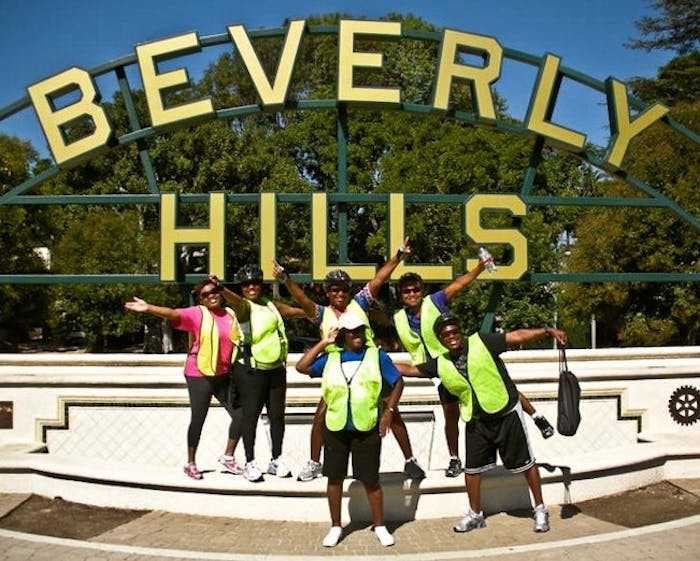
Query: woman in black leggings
125 278 243 480
209 266 306 482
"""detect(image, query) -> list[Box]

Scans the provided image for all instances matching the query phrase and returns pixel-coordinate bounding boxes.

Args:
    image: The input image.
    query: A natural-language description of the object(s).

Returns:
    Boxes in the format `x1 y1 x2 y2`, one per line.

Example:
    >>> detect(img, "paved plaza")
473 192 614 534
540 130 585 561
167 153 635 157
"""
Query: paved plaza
1 479 699 561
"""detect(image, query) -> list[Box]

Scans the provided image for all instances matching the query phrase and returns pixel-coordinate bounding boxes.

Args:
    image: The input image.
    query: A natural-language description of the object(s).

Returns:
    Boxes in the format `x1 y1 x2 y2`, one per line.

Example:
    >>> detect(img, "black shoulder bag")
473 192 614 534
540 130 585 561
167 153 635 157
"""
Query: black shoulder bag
556 346 581 436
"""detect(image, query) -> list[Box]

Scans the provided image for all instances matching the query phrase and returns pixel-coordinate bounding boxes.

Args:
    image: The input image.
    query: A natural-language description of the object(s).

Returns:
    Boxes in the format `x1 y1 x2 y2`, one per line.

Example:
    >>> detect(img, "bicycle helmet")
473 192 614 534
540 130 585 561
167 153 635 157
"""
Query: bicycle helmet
323 269 352 289
236 264 263 284
433 313 462 338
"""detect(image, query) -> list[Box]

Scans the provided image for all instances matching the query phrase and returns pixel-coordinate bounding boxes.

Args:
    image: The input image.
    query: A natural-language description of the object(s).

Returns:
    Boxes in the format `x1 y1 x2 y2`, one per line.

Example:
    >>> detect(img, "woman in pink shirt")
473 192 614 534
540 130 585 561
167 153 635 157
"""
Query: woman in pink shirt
125 279 244 480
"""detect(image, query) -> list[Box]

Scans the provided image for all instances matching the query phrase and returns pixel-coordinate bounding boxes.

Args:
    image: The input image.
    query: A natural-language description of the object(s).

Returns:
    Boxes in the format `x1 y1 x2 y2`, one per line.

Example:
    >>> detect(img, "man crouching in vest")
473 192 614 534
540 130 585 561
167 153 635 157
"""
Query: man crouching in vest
397 313 567 534
295 312 403 548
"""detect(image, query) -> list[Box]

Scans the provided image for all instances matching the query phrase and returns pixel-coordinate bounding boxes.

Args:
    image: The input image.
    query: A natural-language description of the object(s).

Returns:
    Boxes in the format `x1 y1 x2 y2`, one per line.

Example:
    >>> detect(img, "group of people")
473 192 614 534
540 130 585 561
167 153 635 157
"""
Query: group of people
124 237 567 548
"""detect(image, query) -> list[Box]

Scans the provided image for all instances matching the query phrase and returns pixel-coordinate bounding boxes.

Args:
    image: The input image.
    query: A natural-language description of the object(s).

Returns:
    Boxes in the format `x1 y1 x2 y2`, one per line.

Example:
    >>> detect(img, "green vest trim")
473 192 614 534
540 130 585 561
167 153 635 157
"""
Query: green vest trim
321 347 382 431
192 306 240 376
320 300 375 352
394 297 445 364
248 298 288 369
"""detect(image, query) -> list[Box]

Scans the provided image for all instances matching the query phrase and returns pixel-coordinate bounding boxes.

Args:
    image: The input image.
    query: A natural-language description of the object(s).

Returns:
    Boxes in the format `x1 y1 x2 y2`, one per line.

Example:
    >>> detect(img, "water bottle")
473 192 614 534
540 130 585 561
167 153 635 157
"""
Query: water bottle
478 247 497 274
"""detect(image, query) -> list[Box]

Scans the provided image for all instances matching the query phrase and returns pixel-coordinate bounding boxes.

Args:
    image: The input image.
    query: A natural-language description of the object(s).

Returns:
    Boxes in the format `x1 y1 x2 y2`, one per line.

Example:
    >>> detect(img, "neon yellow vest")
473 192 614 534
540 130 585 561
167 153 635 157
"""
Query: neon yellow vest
321 347 382 431
393 297 445 364
319 300 375 352
191 306 240 376
248 298 288 369
437 333 509 421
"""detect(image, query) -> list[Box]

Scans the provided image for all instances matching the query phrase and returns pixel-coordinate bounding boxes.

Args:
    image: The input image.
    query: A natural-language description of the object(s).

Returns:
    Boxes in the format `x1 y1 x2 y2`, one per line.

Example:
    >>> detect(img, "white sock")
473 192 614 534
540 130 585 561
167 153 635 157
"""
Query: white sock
373 525 394 546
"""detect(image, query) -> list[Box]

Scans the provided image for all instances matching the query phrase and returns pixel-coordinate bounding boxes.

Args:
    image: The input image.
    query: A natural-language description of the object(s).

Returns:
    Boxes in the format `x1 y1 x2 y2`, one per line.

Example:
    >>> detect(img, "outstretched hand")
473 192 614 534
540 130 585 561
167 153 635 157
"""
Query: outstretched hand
400 236 413 259
124 297 148 313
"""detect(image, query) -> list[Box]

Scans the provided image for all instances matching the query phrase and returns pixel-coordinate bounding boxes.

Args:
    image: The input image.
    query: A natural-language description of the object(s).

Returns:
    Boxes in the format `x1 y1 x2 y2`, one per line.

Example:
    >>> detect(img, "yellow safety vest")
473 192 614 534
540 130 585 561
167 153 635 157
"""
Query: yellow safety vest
319 300 375 352
321 347 382 431
248 298 288 369
436 333 509 421
393 297 445 364
191 306 240 376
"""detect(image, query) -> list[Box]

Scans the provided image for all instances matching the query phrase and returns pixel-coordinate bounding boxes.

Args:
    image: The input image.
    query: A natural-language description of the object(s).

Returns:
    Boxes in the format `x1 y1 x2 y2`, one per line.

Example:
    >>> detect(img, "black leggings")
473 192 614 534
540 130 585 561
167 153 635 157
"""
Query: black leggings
231 364 287 462
185 369 243 450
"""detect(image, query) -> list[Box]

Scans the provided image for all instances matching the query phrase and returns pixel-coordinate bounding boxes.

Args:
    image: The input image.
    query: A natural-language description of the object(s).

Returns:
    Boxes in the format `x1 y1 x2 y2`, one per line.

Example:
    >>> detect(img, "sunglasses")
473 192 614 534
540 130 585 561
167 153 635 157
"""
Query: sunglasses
200 287 222 298
401 286 422 294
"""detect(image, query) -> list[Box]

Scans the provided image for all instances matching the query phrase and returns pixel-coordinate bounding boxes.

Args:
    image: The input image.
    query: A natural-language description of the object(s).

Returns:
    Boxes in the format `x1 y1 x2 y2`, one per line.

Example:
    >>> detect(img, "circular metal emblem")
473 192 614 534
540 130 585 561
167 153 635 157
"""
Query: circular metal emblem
668 385 700 426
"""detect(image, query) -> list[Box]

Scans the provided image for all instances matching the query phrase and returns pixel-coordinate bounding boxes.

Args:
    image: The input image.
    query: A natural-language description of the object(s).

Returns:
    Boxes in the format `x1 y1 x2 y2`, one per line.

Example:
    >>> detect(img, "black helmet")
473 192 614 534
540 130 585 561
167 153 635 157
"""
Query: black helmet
236 264 263 284
398 272 423 290
324 269 352 288
433 313 462 338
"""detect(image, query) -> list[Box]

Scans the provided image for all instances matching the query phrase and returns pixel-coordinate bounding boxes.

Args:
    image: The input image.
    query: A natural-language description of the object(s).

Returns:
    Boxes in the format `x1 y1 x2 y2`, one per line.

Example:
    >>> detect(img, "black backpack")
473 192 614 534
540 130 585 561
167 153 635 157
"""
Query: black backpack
557 346 581 436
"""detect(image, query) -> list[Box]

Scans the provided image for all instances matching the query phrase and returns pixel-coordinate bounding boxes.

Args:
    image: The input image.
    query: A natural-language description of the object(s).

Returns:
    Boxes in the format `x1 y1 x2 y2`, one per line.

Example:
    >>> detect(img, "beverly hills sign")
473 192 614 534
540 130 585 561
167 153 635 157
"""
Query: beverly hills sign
14 19 684 283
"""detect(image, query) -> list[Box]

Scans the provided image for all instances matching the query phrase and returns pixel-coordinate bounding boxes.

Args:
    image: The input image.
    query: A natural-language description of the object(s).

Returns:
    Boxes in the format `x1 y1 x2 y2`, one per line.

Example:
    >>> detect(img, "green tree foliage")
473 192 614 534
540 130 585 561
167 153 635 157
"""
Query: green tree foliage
561 101 699 346
0 135 57 342
624 0 700 55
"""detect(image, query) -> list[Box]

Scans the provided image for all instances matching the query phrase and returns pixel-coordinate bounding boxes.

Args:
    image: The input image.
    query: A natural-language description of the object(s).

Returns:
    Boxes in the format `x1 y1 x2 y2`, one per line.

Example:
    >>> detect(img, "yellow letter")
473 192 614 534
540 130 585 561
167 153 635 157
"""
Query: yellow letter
160 192 226 281
432 29 501 121
388 193 453 281
228 20 305 110
605 78 670 169
337 20 401 105
259 193 277 279
27 67 113 168
137 32 214 129
525 54 586 150
465 194 527 279
311 193 376 280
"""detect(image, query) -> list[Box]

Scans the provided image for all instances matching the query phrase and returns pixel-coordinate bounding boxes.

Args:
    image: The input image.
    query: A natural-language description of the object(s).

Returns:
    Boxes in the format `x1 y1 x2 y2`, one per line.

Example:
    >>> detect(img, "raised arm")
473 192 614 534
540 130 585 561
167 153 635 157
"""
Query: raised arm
443 258 487 302
295 328 337 374
273 301 308 319
367 236 412 299
505 326 567 348
209 274 250 322
272 260 318 320
124 297 179 321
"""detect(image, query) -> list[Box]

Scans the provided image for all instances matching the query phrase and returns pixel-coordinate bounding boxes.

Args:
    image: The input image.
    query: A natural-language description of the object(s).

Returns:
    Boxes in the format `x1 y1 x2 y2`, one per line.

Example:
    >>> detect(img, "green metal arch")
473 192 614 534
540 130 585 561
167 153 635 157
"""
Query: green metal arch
1 23 698 286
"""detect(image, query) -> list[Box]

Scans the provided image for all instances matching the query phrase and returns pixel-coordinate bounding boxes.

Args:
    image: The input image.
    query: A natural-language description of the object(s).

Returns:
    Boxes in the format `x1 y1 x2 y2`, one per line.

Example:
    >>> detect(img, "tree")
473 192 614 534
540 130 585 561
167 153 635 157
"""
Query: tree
624 0 700 55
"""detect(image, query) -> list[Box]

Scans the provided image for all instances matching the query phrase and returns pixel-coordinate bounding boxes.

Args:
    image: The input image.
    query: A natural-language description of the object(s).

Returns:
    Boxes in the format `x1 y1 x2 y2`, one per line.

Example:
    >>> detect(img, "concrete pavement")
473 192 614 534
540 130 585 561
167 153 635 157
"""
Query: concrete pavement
1 479 699 561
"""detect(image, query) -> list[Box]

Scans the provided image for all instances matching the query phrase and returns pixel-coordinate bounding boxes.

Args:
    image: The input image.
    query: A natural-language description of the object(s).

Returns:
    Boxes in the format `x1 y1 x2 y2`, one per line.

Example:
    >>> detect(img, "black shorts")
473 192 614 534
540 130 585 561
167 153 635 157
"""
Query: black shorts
437 381 459 404
464 403 535 474
322 424 381 483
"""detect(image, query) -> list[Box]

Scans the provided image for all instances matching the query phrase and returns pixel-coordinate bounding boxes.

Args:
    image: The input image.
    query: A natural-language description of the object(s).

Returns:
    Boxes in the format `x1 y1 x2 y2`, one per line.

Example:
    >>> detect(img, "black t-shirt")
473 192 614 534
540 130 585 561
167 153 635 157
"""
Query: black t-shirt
417 332 519 419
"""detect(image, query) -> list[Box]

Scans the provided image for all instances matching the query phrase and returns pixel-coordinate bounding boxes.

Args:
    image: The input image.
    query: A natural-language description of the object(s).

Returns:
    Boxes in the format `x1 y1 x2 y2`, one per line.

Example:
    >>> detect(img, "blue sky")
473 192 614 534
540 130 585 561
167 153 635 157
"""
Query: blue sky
0 0 674 158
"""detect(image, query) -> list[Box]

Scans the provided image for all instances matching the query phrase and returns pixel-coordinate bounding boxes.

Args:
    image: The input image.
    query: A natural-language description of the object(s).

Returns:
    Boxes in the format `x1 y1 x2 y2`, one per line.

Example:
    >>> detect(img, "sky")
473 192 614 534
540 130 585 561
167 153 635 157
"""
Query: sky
0 0 675 159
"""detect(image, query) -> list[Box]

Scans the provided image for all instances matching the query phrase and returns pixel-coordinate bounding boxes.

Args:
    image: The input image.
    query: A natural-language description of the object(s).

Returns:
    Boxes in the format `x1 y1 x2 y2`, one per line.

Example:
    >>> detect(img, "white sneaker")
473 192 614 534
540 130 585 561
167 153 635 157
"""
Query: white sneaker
373 525 394 546
243 460 264 483
322 526 342 547
297 459 323 482
533 504 550 532
268 457 292 478
453 509 486 532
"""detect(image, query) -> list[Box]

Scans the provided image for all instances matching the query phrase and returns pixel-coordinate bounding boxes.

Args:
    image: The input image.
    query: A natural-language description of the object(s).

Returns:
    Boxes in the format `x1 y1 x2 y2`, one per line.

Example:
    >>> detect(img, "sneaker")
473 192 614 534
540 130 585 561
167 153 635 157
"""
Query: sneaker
445 457 463 478
534 416 555 439
218 455 243 475
297 459 322 482
403 458 426 480
533 504 550 532
243 460 264 483
372 525 395 546
183 462 203 480
268 457 292 478
322 526 342 547
453 510 486 532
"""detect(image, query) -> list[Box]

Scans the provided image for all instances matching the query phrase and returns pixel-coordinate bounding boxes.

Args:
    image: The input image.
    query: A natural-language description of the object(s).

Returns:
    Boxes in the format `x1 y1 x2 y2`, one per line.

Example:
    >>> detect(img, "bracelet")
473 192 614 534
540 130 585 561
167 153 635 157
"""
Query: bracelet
543 327 551 336
387 406 396 413
396 248 405 259
277 272 289 283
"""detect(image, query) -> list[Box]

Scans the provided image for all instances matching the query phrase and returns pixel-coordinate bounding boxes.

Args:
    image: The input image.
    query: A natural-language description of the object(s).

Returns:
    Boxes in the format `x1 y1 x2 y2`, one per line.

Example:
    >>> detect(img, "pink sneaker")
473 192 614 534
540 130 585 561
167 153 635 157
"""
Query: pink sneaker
218 455 243 475
183 462 203 480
